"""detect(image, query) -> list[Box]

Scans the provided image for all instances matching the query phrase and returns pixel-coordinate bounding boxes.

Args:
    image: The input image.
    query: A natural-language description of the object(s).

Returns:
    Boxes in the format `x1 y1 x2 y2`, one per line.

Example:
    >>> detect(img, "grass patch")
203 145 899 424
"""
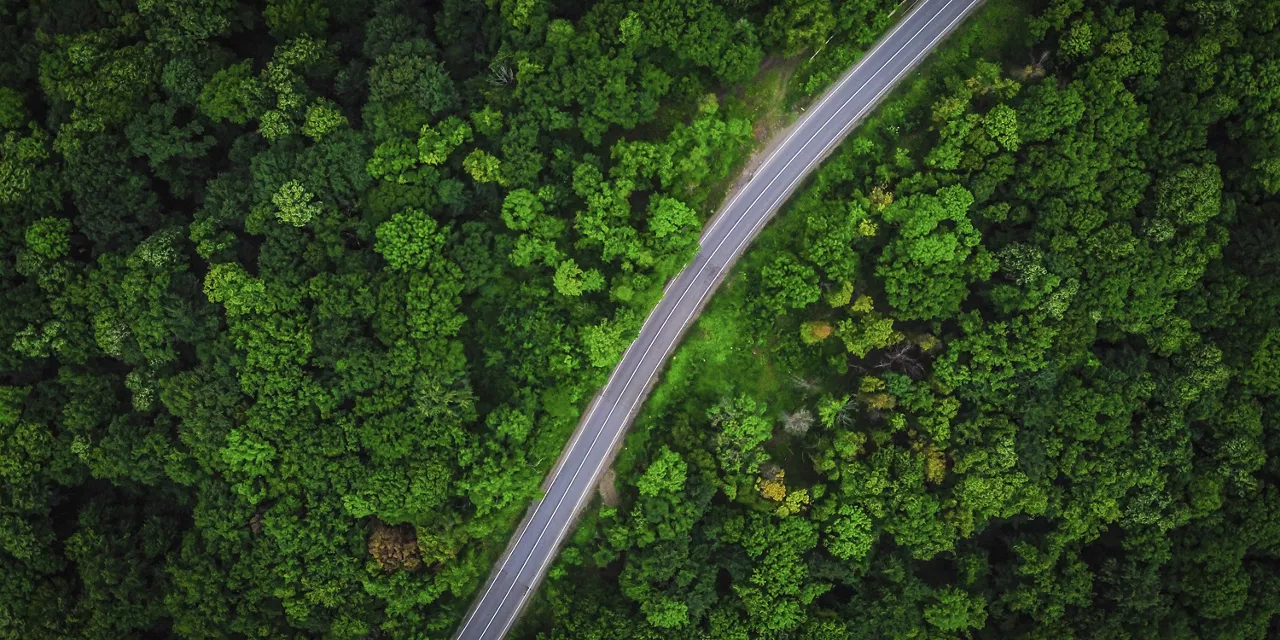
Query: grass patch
737 57 805 143
694 56 807 222
608 0 1031 490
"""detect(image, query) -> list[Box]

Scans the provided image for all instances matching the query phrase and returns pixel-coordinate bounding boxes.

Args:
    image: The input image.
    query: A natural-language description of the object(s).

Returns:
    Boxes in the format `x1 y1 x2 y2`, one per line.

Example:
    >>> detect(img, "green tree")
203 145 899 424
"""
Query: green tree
198 61 265 125
302 100 348 141
876 185 995 320
418 116 472 165
825 504 874 562
924 587 987 632
759 255 822 314
374 208 449 272
636 446 688 497
764 0 837 57
553 259 604 297
463 149 504 185
1154 164 1223 225
271 180 322 226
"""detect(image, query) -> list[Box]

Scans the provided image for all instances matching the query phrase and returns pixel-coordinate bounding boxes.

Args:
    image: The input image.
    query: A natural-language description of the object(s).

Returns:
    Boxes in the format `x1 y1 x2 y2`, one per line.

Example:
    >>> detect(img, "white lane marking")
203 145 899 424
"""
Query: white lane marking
698 1 921 245
466 1 968 638
691 0 982 332
463 5 930 617
505 4 981 627
462 0 979 636
472 301 645 597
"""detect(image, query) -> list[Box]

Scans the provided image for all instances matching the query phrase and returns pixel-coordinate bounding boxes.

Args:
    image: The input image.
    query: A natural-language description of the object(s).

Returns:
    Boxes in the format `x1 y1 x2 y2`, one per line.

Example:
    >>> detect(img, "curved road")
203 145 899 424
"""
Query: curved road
455 0 983 637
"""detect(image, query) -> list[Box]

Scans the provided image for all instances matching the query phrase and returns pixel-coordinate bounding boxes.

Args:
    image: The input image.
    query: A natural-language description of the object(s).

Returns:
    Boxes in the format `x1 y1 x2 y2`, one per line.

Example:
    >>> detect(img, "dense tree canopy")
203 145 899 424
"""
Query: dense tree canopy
7 0 1279 637
533 0 1280 638
0 0 900 636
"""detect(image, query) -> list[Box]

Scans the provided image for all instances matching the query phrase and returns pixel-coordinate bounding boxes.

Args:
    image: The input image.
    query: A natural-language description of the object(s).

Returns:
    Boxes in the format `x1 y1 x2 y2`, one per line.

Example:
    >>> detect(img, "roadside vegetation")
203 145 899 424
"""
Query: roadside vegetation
533 0 1280 637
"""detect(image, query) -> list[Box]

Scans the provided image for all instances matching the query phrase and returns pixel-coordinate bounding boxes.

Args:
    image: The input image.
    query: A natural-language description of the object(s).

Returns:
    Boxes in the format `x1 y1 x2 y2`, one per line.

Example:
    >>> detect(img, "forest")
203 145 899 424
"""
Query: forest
2 0 1279 638
0 0 903 637
530 0 1280 638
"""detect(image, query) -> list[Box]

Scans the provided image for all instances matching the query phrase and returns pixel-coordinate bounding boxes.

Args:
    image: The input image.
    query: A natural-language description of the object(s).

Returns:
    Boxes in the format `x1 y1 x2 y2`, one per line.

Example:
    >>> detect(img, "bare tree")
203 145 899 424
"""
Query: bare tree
876 342 925 378
1015 50 1050 80
489 57 515 86
782 408 815 436
759 462 783 481
835 400 857 429
789 373 820 394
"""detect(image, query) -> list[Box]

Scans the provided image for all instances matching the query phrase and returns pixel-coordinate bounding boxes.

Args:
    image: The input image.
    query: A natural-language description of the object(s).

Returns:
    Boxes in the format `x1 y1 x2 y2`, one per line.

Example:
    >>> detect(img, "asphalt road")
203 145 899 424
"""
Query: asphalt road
454 0 983 637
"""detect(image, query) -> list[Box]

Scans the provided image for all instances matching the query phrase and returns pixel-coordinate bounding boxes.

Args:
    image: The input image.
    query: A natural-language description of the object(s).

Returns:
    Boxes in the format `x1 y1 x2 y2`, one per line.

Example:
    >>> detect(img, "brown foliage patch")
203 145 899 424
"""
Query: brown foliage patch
368 520 422 572
598 468 621 508
801 320 833 344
